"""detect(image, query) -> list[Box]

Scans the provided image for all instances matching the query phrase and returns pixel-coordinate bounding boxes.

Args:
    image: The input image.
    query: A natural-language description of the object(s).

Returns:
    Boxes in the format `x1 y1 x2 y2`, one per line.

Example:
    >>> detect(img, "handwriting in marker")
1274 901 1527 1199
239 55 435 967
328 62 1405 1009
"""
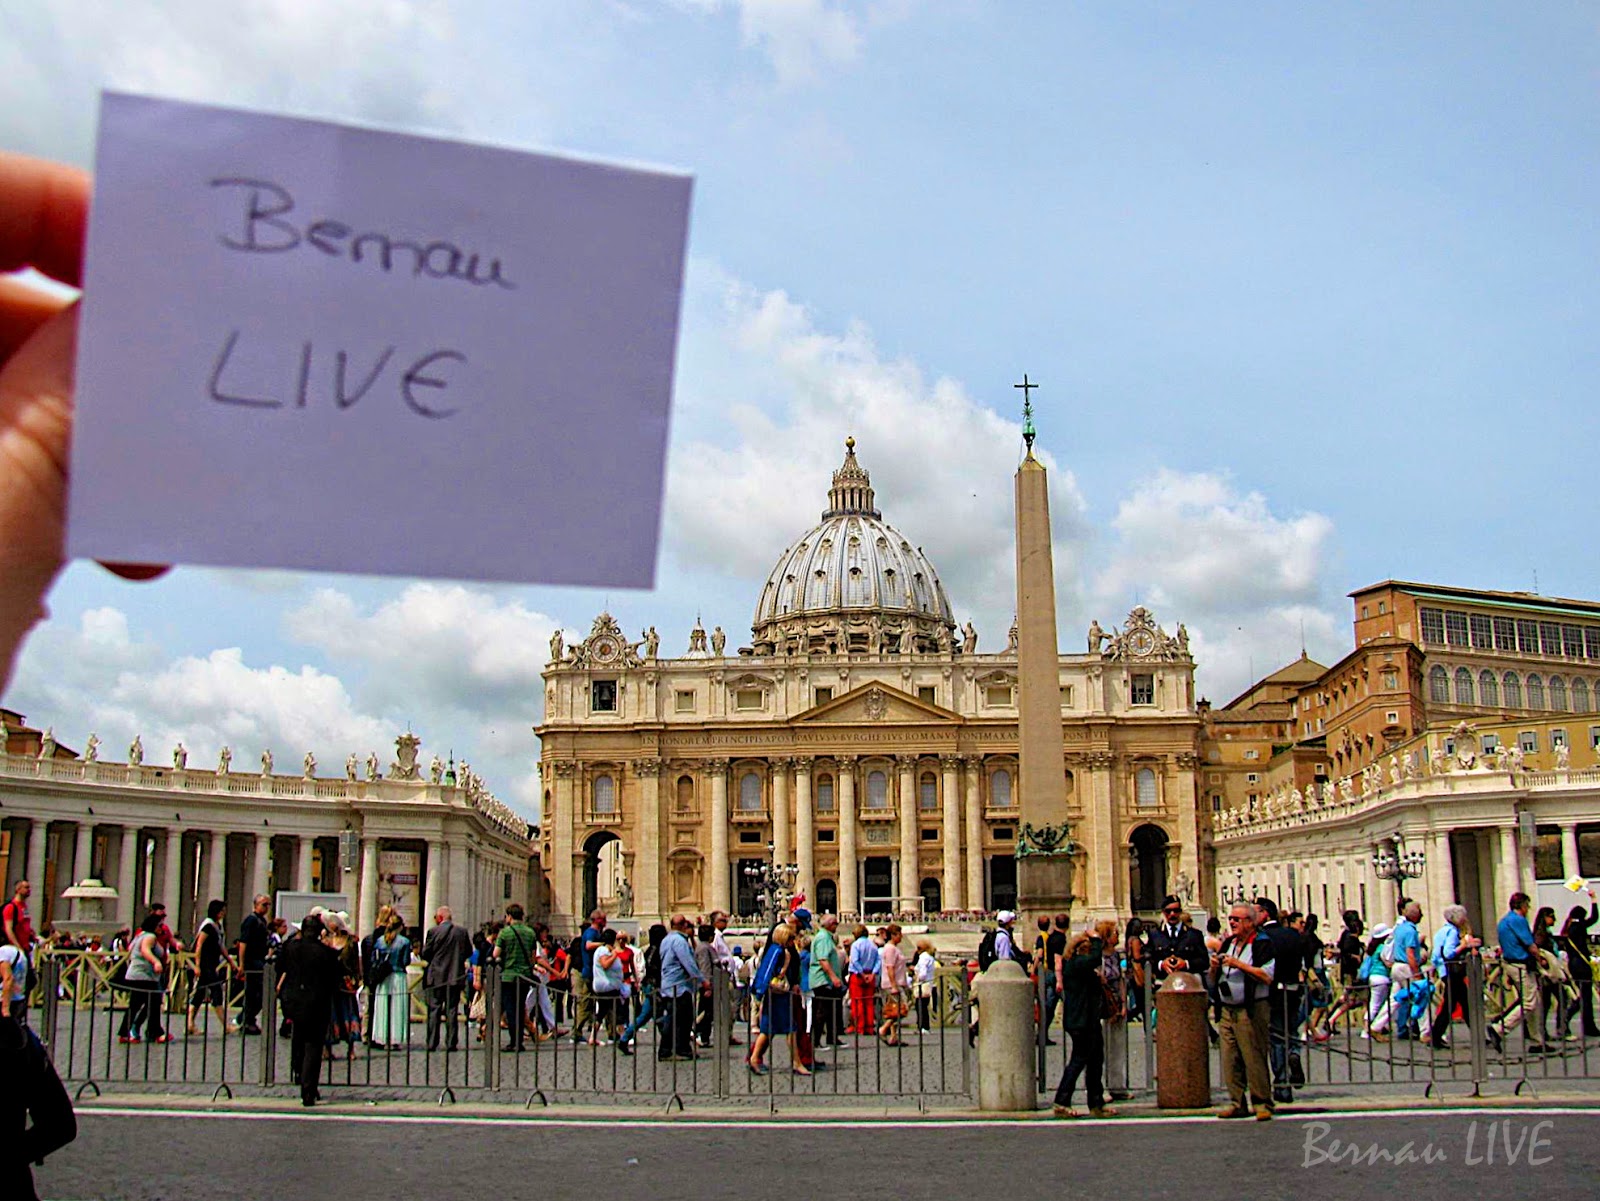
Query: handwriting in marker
209 329 464 419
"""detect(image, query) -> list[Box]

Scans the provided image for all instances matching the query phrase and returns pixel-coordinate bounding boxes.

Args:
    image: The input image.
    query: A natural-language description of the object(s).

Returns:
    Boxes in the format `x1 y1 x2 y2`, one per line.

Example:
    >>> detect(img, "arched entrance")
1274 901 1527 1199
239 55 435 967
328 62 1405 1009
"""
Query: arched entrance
920 876 942 916
816 878 838 914
1128 824 1170 914
582 830 622 918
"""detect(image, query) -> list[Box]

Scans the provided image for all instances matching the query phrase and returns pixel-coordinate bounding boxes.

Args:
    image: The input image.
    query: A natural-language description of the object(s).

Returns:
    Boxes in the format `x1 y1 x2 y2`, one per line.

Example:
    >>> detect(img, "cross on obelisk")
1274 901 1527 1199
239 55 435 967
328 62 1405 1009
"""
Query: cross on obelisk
1014 374 1038 450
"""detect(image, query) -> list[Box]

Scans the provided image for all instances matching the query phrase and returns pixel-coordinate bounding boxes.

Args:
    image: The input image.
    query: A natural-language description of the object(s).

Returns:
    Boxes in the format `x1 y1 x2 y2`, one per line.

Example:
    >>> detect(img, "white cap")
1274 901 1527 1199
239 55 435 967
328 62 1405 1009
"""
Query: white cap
1371 923 1393 940
997 910 1017 925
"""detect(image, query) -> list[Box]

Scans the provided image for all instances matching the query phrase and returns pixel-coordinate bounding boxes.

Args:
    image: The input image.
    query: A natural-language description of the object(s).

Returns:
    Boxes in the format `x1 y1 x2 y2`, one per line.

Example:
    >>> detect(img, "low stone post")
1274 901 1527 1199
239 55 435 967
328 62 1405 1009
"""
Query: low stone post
975 960 1037 1111
1154 970 1210 1108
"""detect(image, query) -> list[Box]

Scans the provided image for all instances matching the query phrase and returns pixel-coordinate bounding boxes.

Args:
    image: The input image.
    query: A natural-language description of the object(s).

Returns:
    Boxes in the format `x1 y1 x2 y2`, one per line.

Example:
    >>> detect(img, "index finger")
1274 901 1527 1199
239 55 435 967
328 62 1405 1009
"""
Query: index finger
0 151 90 287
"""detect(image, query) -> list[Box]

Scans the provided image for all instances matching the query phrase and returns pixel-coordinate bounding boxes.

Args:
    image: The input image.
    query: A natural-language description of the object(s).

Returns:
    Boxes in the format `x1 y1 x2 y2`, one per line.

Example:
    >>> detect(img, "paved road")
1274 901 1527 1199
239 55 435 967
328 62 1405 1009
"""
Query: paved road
37 1106 1600 1201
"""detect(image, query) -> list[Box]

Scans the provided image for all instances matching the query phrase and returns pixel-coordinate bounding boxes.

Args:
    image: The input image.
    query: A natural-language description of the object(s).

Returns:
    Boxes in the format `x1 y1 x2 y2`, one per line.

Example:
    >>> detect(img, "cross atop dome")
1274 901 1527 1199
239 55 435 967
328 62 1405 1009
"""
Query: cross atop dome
824 435 881 519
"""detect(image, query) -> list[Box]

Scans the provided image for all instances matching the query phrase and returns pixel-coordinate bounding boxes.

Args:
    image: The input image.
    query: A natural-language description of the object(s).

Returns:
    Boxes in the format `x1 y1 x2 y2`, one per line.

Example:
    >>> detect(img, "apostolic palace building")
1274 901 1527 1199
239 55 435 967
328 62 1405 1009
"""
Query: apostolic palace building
536 439 1205 929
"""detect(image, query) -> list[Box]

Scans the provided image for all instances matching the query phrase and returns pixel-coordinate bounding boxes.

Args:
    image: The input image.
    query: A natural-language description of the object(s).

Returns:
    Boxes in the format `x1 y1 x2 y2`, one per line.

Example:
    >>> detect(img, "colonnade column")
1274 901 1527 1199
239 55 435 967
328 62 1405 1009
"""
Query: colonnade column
636 758 663 921
296 836 315 893
207 831 228 911
940 757 961 916
1496 825 1521 907
425 839 444 921
251 832 271 903
771 758 791 870
161 827 184 916
1562 825 1583 882
896 756 917 910
709 760 730 915
116 826 141 927
795 759 815 907
963 757 983 910
71 822 94 886
838 757 858 915
25 819 49 884
359 838 379 934
1426 830 1454 921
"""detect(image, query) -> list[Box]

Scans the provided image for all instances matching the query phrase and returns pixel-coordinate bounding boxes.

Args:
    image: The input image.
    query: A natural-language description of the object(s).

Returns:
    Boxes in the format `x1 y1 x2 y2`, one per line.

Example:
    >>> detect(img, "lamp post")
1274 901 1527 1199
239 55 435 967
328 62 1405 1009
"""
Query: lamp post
1219 867 1246 907
741 841 799 928
1371 832 1426 908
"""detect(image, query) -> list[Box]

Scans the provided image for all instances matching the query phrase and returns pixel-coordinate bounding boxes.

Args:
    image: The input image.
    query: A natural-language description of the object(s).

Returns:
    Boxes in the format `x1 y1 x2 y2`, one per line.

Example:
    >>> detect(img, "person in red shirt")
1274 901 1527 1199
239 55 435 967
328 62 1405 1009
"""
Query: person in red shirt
3 880 35 952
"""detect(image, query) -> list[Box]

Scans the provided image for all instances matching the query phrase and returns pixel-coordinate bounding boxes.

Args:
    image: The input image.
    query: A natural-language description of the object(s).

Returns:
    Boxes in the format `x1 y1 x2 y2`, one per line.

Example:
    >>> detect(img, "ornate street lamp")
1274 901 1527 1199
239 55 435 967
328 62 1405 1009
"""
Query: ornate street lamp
741 841 799 927
1372 832 1425 905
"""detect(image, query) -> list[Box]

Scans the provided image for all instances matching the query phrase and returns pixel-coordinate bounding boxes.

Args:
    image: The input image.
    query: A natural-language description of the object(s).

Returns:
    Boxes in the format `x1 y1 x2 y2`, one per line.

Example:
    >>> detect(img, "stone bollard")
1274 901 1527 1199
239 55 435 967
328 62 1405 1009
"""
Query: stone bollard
975 959 1037 1111
1154 970 1211 1108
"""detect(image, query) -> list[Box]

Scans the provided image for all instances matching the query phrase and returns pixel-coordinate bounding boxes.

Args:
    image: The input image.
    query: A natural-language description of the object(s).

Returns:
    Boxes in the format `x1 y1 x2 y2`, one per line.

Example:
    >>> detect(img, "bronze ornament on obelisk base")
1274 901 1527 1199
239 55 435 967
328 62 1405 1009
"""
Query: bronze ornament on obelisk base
1011 378 1079 925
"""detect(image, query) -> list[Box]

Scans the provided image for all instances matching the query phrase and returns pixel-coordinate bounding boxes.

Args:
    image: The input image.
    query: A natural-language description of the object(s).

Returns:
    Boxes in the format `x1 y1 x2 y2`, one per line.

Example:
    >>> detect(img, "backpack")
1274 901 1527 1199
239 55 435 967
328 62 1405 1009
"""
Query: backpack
368 942 394 986
977 928 999 971
1378 934 1397 967
752 941 785 997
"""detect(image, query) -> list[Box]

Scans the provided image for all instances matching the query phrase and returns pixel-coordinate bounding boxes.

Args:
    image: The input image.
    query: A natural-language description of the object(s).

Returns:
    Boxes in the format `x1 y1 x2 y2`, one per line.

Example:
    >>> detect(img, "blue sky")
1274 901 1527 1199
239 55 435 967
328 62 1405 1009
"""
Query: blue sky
3 2 1596 818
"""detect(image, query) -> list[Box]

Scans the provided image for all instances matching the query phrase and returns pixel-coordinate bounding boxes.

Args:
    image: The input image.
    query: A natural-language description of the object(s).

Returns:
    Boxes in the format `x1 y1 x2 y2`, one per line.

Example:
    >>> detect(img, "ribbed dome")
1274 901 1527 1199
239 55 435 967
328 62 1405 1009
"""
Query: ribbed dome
751 439 955 655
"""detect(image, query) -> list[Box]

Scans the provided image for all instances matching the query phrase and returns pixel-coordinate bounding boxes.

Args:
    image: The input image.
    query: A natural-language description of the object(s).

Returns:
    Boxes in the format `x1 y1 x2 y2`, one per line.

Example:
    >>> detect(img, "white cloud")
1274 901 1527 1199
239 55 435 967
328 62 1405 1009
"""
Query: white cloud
1088 469 1345 704
681 0 912 87
667 271 1089 644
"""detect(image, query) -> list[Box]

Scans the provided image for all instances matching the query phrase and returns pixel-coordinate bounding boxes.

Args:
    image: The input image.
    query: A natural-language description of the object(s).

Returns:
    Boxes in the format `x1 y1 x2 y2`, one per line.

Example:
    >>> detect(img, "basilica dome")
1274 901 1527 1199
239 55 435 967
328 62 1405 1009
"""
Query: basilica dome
750 439 956 656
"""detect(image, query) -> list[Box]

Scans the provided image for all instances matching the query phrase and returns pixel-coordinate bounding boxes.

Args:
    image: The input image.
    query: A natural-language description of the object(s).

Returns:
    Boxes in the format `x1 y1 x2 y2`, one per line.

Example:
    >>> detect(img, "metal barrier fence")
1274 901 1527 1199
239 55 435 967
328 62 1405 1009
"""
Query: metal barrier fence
29 949 974 1109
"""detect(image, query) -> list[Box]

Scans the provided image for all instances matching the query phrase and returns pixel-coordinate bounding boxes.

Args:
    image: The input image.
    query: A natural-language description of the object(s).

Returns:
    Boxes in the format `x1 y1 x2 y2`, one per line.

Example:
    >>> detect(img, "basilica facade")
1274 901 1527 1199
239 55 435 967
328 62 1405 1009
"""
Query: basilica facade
536 440 1205 930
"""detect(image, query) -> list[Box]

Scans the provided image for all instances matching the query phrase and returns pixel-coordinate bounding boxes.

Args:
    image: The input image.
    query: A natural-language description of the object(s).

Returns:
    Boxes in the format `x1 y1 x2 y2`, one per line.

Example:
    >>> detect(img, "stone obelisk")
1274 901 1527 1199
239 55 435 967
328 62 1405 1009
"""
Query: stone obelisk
1012 378 1076 920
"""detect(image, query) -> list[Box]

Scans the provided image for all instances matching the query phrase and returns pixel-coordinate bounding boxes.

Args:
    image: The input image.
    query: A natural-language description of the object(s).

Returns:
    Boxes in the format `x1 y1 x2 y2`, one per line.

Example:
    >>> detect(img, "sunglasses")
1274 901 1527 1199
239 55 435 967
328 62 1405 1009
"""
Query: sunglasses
1226 916 1248 923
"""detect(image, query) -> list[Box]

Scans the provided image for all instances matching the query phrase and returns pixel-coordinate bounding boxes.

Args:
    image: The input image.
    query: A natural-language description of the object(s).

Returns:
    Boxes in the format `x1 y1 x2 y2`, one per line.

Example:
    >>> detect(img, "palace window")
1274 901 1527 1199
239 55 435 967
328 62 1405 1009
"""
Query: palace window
1519 730 1538 753
591 680 617 713
816 775 835 812
1470 614 1494 650
1565 625 1586 658
738 772 762 812
1494 617 1517 651
919 773 938 811
1479 670 1499 706
1550 676 1569 711
992 769 1014 808
1382 671 1398 690
1553 728 1569 749
1574 678 1591 713
1429 666 1449 703
1528 674 1546 709
1130 673 1155 705
1481 733 1500 754
1135 767 1158 807
1454 667 1474 705
1445 612 1470 647
1419 608 1445 645
592 774 616 813
1517 620 1540 654
1504 672 1523 707
866 770 889 809
1588 629 1600 660
1540 622 1563 656
1246 773 1260 784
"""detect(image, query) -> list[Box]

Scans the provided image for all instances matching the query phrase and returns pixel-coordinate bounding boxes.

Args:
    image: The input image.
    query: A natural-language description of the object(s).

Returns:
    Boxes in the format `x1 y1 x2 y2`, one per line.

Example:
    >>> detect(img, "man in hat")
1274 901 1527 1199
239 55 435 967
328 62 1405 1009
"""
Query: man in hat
1146 894 1208 983
994 911 1024 966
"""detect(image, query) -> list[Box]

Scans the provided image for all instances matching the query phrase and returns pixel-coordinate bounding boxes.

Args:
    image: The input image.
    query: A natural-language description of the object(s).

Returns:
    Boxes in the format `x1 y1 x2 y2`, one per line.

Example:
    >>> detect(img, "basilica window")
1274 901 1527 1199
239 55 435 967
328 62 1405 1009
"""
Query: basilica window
591 680 617 713
592 774 616 813
1503 672 1522 707
919 772 938 811
1479 670 1499 707
816 775 835 812
738 772 763 812
919 686 937 704
735 688 764 711
1428 666 1449 703
1550 676 1569 711
1454 667 1474 705
675 690 696 713
866 770 889 809
991 769 1013 809
1135 767 1157 807
814 687 834 706
1528 674 1546 709
985 685 1013 707
675 775 694 814
1130 673 1154 705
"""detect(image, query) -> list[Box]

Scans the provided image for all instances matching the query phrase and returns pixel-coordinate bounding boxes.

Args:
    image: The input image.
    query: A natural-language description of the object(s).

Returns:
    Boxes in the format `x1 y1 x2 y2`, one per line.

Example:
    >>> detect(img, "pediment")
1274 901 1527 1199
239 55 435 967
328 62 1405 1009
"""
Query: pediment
795 683 961 725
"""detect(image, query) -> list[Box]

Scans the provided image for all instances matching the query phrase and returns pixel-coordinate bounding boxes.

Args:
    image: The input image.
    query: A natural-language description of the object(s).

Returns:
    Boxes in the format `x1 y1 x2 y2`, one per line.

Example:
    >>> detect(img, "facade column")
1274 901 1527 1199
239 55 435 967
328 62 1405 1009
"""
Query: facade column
1561 824 1582 881
26 819 50 884
636 758 663 921
1496 825 1522 906
771 758 791 871
358 838 379 934
838 757 859 915
709 760 731 915
425 839 444 920
897 756 918 910
1174 754 1201 902
251 832 271 903
116 826 141 927
161 827 184 916
296 836 316 893
206 831 228 910
551 762 577 928
940 757 961 916
448 841 469 923
964 757 983 910
795 759 815 907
